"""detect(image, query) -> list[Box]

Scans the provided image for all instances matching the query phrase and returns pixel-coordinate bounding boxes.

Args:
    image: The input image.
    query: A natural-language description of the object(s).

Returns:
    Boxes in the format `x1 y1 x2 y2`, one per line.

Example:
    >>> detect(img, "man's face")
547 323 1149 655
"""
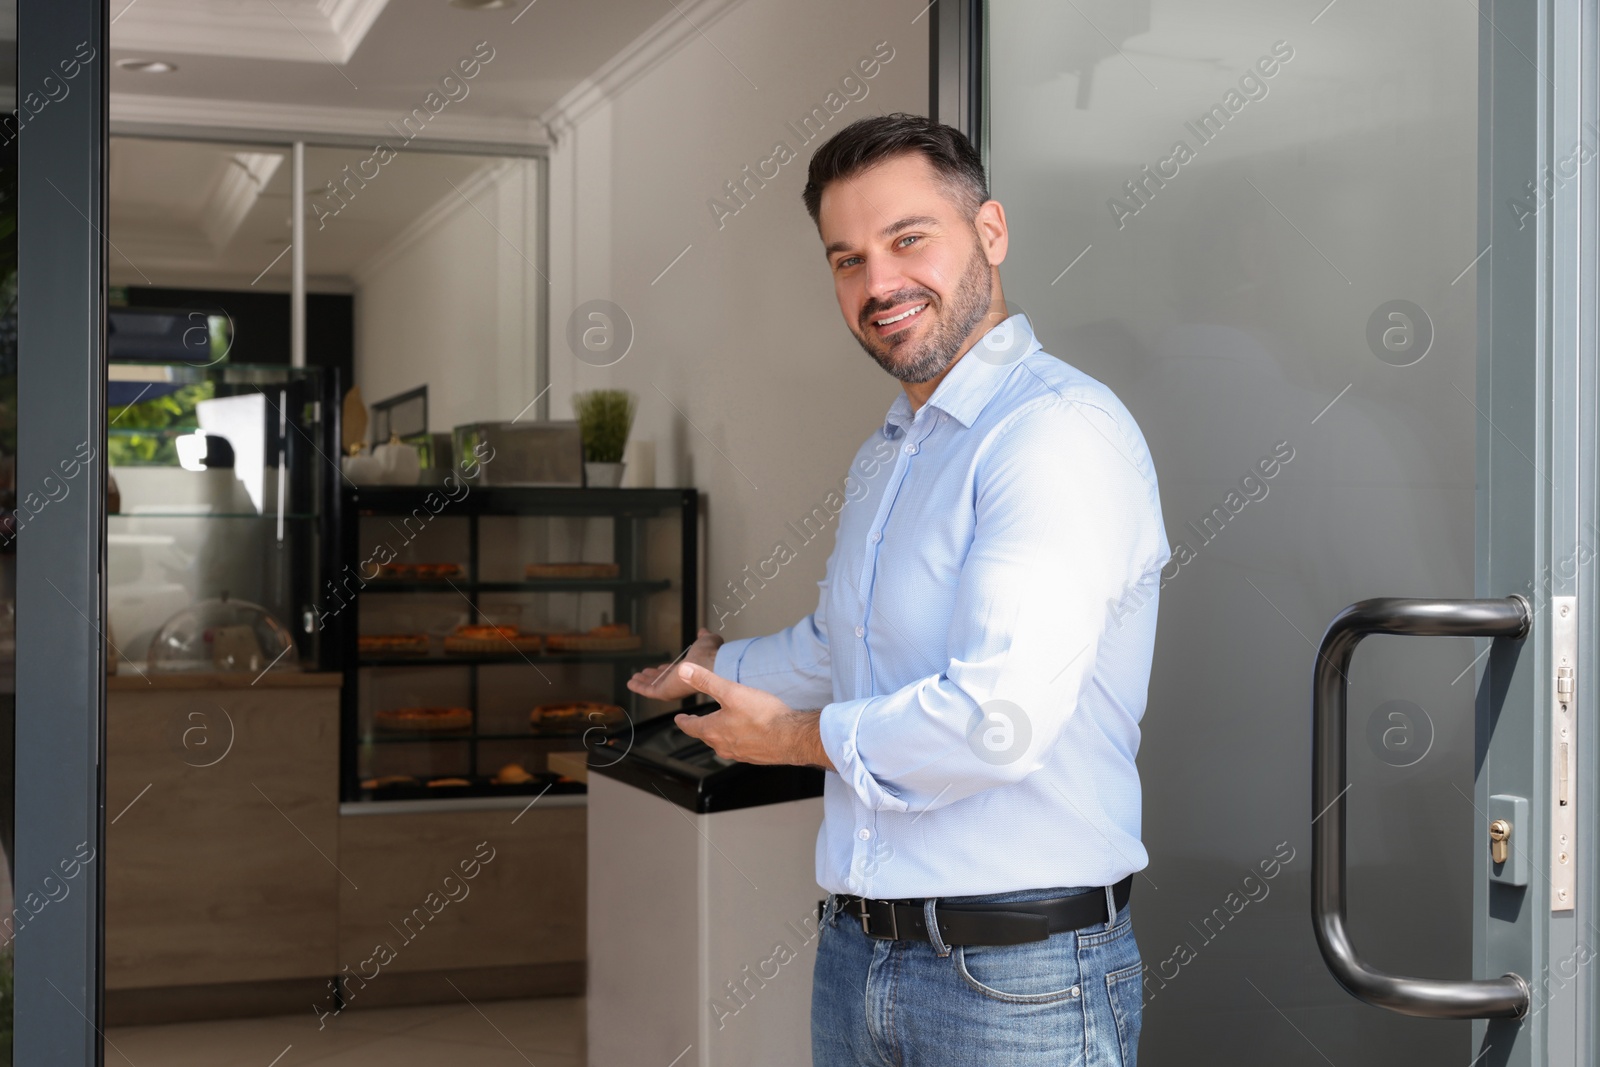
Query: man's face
817 152 1004 384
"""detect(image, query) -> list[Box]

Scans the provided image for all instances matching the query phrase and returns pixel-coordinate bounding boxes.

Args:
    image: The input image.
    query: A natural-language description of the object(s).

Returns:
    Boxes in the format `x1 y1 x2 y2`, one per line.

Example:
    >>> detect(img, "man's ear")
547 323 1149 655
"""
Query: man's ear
975 199 1009 266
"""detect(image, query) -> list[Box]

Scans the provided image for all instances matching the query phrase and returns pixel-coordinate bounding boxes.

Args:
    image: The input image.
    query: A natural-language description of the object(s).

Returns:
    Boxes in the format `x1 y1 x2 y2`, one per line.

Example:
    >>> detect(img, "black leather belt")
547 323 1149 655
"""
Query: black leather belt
828 876 1133 947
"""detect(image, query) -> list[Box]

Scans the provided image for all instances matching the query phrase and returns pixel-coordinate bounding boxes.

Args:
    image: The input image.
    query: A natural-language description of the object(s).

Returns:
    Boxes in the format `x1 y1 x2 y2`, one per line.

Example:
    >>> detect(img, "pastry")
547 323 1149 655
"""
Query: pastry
493 762 535 784
361 774 419 789
373 706 473 732
358 632 430 656
531 701 626 728
376 562 463 581
545 622 641 652
524 562 621 579
443 624 543 655
426 777 472 788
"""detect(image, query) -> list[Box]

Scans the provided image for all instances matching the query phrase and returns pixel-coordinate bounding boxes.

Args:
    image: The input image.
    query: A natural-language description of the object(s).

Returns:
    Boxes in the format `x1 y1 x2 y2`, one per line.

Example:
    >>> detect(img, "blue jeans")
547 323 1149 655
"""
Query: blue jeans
812 885 1142 1066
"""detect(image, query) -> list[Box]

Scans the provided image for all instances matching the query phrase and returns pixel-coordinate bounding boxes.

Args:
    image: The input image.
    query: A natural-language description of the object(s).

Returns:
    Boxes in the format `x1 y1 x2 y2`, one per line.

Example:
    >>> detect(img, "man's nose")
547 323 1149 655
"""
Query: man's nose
861 255 911 304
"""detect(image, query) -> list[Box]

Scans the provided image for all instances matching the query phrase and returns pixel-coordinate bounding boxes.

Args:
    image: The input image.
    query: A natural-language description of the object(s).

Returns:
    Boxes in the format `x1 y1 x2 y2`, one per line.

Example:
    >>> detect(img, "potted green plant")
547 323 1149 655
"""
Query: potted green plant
573 389 636 487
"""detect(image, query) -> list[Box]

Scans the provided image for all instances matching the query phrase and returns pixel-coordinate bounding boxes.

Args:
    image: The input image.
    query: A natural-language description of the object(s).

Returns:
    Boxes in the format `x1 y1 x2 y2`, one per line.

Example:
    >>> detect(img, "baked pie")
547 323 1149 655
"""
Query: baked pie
545 622 641 652
373 706 473 732
523 562 621 579
531 701 626 728
358 632 430 656
375 561 463 581
443 624 543 654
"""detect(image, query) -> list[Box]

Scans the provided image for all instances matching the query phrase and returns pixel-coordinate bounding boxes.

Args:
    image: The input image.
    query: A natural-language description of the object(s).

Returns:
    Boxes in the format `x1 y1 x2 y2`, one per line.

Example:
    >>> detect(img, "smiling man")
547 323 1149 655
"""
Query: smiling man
628 113 1169 1066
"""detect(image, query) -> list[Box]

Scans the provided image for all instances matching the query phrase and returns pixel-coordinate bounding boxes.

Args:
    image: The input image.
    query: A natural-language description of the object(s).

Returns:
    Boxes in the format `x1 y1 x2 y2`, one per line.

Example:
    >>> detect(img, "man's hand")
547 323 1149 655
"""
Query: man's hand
626 627 724 701
672 663 835 770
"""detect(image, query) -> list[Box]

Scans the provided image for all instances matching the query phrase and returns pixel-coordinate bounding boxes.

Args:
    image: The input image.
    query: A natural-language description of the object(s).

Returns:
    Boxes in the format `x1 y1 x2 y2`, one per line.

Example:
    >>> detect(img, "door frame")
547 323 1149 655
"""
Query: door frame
14 0 109 1062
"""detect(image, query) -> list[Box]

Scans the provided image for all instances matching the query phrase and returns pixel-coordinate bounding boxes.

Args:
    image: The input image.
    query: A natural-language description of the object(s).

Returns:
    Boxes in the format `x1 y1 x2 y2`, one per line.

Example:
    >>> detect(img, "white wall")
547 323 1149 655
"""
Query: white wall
354 159 543 435
546 0 929 641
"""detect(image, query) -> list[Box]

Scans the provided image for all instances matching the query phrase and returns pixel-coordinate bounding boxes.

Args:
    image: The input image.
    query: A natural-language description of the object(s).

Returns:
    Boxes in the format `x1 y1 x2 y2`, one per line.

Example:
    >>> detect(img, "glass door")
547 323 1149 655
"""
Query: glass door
968 0 1587 1064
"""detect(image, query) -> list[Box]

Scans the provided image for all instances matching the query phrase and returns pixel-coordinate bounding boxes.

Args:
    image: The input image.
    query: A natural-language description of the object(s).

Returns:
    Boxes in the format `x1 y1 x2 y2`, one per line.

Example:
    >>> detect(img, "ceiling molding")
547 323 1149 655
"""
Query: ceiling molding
201 151 284 249
351 159 517 287
109 0 747 149
110 92 549 147
111 0 389 65
109 269 354 294
539 0 748 140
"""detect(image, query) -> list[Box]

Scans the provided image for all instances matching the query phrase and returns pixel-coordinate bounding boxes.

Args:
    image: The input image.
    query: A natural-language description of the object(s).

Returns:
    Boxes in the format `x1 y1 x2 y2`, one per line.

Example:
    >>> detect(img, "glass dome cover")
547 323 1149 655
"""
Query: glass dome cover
148 593 299 674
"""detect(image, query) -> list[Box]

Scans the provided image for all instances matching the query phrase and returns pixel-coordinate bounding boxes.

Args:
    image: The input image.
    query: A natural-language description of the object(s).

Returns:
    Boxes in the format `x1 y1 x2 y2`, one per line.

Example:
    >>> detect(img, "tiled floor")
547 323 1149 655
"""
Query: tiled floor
103 996 585 1066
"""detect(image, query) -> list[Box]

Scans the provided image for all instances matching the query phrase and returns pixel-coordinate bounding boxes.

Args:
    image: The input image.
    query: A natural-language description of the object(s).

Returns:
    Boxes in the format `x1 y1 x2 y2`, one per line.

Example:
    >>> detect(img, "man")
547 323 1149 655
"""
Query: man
628 113 1168 1066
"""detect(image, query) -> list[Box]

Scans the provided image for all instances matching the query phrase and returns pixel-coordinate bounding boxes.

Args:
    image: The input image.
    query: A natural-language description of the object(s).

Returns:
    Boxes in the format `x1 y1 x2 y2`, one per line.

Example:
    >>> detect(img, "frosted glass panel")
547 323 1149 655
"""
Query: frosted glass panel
986 2 1479 1062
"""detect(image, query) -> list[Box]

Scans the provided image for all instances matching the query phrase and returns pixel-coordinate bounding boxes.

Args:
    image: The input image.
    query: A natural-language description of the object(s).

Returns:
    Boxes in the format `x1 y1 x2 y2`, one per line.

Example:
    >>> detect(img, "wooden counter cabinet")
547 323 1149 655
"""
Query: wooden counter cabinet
104 672 343 1013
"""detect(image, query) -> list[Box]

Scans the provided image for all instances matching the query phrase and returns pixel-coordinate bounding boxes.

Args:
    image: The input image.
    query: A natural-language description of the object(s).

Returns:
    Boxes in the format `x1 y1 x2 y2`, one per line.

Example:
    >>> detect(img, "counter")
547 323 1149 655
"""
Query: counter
105 671 585 1024
105 670 340 1021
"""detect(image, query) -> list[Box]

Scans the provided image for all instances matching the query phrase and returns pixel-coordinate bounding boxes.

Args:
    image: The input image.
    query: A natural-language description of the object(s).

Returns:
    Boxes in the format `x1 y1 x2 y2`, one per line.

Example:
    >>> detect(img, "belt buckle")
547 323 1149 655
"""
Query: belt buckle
856 898 899 940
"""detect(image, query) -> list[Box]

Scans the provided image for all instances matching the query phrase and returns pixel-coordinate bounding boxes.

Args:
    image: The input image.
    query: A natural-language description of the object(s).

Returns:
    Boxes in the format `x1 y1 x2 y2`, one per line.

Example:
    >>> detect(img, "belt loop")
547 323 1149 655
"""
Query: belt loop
1103 884 1117 929
821 894 839 930
924 897 950 957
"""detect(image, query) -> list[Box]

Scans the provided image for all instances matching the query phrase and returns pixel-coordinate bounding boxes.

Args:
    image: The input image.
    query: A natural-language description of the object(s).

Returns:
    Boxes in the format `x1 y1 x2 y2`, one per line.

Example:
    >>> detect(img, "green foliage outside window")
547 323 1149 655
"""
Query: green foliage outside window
107 381 216 465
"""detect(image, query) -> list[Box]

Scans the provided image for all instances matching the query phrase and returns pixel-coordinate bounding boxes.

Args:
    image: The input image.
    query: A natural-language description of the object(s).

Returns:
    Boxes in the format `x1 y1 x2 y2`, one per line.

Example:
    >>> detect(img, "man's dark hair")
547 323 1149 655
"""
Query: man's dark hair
801 113 989 225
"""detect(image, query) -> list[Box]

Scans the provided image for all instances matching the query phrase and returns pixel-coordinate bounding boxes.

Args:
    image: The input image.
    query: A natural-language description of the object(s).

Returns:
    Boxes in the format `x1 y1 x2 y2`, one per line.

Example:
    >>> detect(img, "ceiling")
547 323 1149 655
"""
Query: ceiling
108 137 506 288
106 0 684 289
114 0 389 65
109 0 673 132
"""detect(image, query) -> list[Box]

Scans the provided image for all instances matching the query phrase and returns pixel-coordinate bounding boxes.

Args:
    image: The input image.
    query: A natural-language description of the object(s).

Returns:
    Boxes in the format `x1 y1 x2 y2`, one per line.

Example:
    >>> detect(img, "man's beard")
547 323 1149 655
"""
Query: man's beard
853 239 994 385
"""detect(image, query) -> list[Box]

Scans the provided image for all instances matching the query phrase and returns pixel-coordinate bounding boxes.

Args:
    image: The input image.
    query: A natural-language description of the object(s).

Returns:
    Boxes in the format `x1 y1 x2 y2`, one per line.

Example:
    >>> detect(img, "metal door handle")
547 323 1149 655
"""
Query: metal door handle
1312 596 1532 1019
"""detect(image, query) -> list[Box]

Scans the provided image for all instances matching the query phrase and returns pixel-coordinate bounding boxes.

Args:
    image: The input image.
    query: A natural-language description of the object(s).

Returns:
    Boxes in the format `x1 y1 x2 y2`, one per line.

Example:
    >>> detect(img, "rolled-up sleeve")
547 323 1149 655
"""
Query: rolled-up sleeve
818 396 1166 813
713 571 836 710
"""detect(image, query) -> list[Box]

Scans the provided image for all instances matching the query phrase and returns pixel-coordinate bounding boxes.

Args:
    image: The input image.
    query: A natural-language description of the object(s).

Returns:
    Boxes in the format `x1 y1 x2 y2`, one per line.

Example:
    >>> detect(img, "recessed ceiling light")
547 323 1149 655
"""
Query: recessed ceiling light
448 0 514 9
117 59 178 73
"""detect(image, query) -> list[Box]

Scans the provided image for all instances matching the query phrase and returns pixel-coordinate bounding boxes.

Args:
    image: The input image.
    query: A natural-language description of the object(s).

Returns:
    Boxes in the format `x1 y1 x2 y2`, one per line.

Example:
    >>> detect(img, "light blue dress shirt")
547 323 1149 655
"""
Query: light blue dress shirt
714 314 1170 897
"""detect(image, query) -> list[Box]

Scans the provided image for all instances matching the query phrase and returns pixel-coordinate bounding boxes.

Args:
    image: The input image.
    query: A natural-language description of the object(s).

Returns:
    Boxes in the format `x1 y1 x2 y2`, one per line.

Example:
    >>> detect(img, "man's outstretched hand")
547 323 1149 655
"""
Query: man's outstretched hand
671 663 835 770
625 627 724 701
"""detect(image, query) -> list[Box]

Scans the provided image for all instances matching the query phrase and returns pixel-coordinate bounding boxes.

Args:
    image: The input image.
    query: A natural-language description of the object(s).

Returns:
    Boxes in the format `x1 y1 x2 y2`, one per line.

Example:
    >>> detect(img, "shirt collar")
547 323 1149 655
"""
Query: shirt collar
881 313 1041 436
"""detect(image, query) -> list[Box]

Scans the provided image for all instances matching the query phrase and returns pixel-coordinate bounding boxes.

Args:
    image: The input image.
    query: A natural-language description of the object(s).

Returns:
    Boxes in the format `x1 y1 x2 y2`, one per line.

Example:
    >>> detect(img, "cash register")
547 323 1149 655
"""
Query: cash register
587 701 824 812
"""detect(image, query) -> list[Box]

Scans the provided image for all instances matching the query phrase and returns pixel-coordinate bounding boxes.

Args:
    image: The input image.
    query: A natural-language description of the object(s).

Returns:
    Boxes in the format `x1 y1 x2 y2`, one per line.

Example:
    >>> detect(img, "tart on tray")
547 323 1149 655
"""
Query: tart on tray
531 700 626 729
375 562 463 581
443 624 543 655
544 622 641 652
523 561 620 579
358 632 430 657
373 706 473 732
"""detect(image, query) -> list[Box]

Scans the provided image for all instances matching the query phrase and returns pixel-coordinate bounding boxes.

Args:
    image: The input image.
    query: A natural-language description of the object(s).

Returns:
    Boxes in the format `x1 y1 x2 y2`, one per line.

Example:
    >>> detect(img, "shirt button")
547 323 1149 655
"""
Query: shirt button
869 531 881 543
854 625 866 638
904 443 918 455
857 828 872 841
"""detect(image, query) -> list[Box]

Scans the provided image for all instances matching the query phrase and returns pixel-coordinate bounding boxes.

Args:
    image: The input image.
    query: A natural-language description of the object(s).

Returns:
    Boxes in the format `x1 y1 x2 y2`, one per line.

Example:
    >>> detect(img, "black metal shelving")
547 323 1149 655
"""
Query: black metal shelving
337 485 698 803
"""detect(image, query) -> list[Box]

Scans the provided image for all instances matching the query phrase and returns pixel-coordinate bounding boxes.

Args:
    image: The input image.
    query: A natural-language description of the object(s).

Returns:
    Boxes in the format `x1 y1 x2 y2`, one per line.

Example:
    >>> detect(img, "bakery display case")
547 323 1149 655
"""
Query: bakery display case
107 359 341 673
339 485 698 803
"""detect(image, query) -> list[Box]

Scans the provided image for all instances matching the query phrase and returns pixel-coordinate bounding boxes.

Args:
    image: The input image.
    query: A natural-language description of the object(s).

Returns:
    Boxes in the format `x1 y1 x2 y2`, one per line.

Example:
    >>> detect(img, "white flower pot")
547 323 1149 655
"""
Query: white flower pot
585 461 626 488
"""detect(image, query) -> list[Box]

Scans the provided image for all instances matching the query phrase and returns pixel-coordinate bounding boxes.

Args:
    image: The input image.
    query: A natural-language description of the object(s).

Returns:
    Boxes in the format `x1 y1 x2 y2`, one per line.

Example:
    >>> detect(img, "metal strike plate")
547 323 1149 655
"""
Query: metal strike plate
1489 795 1528 887
1551 596 1577 910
